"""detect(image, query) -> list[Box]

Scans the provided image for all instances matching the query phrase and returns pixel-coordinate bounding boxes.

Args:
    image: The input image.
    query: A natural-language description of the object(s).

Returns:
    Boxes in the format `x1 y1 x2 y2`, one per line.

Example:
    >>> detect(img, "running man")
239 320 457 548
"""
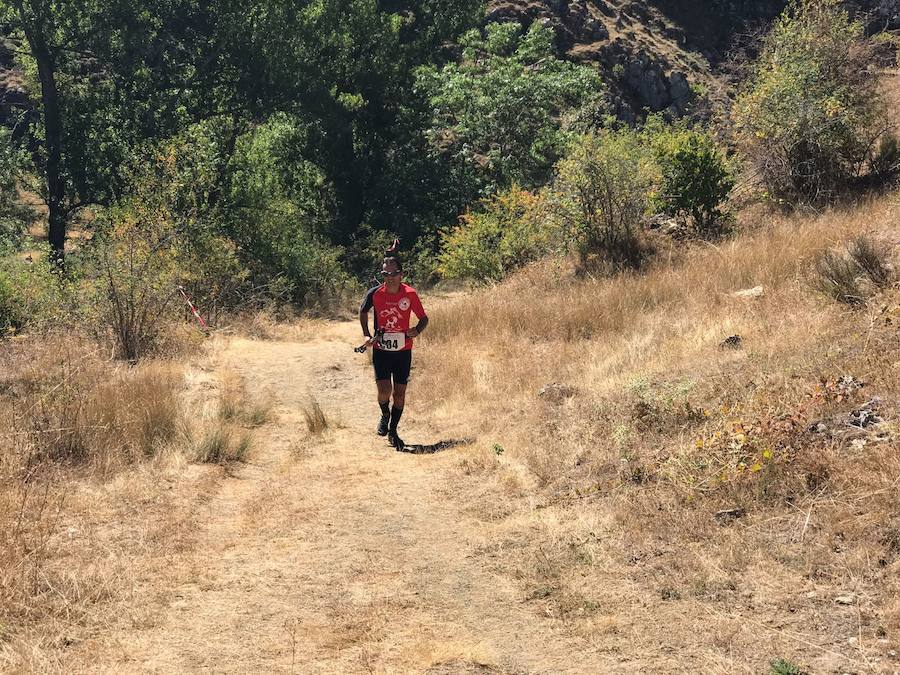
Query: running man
359 243 428 449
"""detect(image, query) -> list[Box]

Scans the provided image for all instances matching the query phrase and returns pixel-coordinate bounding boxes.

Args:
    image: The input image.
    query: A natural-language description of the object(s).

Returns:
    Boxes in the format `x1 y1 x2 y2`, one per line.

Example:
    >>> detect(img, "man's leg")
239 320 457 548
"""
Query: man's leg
387 352 411 448
373 350 393 436
376 380 392 435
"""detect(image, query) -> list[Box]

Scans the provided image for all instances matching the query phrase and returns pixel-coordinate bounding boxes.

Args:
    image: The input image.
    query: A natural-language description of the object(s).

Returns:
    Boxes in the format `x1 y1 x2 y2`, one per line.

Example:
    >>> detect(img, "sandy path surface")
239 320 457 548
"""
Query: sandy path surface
96 323 608 674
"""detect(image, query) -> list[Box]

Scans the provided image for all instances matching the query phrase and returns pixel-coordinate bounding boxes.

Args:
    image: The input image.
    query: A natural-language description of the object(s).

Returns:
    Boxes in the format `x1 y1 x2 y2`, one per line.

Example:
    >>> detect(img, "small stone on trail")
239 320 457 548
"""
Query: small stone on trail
714 507 746 524
834 594 856 605
732 286 764 299
539 383 577 403
719 335 742 349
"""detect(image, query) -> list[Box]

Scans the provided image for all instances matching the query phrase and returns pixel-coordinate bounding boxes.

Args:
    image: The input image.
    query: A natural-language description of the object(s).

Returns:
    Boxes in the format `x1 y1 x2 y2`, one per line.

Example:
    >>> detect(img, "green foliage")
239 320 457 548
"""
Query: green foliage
226 116 353 306
0 250 67 333
645 117 734 236
439 185 556 283
734 0 887 204
552 130 656 271
417 21 606 196
769 658 807 675
0 127 34 249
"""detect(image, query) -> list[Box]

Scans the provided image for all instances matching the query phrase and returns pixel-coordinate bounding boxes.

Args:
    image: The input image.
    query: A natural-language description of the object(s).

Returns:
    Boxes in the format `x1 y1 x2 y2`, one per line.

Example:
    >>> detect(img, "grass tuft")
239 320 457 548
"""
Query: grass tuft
303 398 329 434
192 425 252 464
814 234 894 305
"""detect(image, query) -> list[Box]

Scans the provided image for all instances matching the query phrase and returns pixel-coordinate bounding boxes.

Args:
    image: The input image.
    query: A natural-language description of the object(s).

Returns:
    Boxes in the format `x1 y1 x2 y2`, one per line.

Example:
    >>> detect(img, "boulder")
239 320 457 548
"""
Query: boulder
539 382 577 403
668 71 692 106
732 286 764 299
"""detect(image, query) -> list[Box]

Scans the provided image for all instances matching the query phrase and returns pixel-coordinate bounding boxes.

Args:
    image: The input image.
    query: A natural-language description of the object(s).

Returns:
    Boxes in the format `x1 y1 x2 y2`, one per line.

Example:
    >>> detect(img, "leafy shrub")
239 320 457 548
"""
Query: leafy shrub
870 133 900 177
439 185 556 283
814 235 894 305
417 21 605 195
734 0 888 204
645 118 734 236
227 116 352 306
552 130 657 271
0 250 68 333
81 204 184 361
0 127 35 250
770 659 807 675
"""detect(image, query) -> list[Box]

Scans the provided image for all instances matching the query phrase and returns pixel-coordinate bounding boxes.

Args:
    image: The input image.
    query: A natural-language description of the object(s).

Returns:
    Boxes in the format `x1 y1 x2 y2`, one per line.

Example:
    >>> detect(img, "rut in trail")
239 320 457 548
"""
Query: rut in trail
95 323 614 674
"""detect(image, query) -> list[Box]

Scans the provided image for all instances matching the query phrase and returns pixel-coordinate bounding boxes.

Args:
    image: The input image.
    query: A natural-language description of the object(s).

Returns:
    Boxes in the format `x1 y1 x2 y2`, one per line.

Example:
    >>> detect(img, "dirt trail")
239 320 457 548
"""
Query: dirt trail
98 322 610 674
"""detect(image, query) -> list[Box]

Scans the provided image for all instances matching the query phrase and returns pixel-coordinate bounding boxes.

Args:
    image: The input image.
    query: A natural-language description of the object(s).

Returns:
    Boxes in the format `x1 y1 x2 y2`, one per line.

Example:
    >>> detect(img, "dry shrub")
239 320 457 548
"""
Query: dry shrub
814 234 895 305
0 332 191 663
303 398 329 434
217 370 274 427
192 425 252 464
0 334 185 471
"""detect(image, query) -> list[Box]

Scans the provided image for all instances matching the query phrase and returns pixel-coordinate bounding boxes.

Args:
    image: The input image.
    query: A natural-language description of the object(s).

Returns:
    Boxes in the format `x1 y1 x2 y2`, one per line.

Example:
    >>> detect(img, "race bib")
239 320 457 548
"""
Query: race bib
380 332 406 351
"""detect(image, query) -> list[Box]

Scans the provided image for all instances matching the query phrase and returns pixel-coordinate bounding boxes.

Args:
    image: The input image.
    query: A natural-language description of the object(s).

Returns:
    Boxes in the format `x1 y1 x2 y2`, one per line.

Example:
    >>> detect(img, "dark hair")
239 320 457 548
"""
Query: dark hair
384 238 403 271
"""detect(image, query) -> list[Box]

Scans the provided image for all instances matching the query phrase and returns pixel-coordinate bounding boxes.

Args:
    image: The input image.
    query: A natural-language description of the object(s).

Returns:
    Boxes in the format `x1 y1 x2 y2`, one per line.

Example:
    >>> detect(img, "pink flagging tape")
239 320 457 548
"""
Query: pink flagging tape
178 287 208 328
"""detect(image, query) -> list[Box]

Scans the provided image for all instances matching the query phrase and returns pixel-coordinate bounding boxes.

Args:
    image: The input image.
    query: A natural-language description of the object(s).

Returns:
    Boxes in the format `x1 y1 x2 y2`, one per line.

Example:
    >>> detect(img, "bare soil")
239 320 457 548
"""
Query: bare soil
71 326 610 674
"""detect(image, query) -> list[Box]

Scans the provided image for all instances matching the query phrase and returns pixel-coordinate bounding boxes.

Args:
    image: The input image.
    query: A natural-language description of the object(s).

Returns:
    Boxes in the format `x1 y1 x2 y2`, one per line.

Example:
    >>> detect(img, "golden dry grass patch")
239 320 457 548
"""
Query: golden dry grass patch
414 194 900 670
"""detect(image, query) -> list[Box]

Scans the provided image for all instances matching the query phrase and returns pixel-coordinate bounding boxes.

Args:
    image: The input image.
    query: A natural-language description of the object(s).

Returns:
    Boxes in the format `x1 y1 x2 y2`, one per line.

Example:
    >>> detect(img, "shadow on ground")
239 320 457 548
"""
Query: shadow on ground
397 438 474 455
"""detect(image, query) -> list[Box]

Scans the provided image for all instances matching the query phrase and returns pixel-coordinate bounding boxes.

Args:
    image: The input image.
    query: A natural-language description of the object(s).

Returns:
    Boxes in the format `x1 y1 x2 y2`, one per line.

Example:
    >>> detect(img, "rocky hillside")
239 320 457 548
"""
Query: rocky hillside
485 0 900 120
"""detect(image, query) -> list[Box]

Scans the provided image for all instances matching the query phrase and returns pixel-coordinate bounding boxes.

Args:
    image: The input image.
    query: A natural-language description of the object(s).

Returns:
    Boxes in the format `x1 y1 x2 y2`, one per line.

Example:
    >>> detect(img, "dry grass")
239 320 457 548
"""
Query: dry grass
0 333 204 669
303 397 330 434
217 369 275 428
192 425 253 464
417 193 900 669
0 334 186 472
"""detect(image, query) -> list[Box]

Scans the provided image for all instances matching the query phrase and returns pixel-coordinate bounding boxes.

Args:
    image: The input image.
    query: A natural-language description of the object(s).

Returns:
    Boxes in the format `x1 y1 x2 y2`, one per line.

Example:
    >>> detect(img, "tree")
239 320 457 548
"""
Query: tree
646 118 734 236
0 0 252 263
552 130 656 271
417 21 606 198
733 0 889 204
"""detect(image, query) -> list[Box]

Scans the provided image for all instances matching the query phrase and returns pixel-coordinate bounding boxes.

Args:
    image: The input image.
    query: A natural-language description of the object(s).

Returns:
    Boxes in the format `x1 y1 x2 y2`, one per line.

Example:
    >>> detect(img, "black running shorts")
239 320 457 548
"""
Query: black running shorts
373 349 412 385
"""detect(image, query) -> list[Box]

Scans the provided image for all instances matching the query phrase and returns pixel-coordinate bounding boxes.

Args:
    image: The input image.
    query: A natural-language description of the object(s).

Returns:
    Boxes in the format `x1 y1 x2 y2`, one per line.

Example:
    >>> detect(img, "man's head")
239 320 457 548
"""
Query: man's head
381 238 403 290
381 255 402 290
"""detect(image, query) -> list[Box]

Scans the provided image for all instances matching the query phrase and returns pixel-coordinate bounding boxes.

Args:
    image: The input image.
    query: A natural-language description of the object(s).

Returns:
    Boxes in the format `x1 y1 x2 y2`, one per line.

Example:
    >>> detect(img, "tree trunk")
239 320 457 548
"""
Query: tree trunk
20 10 66 265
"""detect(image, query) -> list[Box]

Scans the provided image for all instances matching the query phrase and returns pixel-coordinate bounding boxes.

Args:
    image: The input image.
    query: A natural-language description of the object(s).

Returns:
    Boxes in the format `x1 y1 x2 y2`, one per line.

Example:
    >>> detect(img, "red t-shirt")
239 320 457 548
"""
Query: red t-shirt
360 283 426 351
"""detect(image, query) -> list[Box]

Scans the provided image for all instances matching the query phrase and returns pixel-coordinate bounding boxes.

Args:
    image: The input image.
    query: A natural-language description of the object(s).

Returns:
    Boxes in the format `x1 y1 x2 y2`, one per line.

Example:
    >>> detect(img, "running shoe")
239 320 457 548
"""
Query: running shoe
377 415 389 436
388 430 404 450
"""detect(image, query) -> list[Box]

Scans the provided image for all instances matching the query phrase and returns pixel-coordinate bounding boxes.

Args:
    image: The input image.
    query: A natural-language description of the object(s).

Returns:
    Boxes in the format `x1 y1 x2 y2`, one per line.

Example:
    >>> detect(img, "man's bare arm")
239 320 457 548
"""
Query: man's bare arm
360 310 371 338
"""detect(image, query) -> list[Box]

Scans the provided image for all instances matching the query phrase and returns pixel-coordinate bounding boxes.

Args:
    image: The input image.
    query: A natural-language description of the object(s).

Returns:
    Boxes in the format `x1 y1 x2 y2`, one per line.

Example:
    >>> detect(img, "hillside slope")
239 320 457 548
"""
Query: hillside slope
486 0 899 119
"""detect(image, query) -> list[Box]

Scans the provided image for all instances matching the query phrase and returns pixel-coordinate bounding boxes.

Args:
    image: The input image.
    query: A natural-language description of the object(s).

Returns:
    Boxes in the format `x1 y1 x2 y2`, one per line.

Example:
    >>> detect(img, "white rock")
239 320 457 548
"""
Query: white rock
835 594 856 605
732 286 764 299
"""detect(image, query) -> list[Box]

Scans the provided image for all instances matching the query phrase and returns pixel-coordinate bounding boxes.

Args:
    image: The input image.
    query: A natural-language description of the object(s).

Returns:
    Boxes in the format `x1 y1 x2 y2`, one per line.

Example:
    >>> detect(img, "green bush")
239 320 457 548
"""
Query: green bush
417 21 606 195
769 658 807 675
645 118 734 236
0 127 35 250
552 130 657 271
734 0 887 204
227 116 352 306
0 250 68 333
439 185 556 283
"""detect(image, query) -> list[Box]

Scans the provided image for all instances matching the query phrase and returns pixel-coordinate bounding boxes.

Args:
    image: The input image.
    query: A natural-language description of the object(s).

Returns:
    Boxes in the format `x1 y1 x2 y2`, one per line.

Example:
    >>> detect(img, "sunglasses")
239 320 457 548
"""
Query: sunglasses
380 270 401 277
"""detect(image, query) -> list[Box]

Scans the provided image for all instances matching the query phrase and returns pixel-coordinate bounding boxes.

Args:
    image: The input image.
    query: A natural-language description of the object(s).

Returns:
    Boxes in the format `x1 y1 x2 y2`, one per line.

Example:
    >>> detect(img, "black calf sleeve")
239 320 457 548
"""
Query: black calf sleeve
379 401 390 418
389 405 403 431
